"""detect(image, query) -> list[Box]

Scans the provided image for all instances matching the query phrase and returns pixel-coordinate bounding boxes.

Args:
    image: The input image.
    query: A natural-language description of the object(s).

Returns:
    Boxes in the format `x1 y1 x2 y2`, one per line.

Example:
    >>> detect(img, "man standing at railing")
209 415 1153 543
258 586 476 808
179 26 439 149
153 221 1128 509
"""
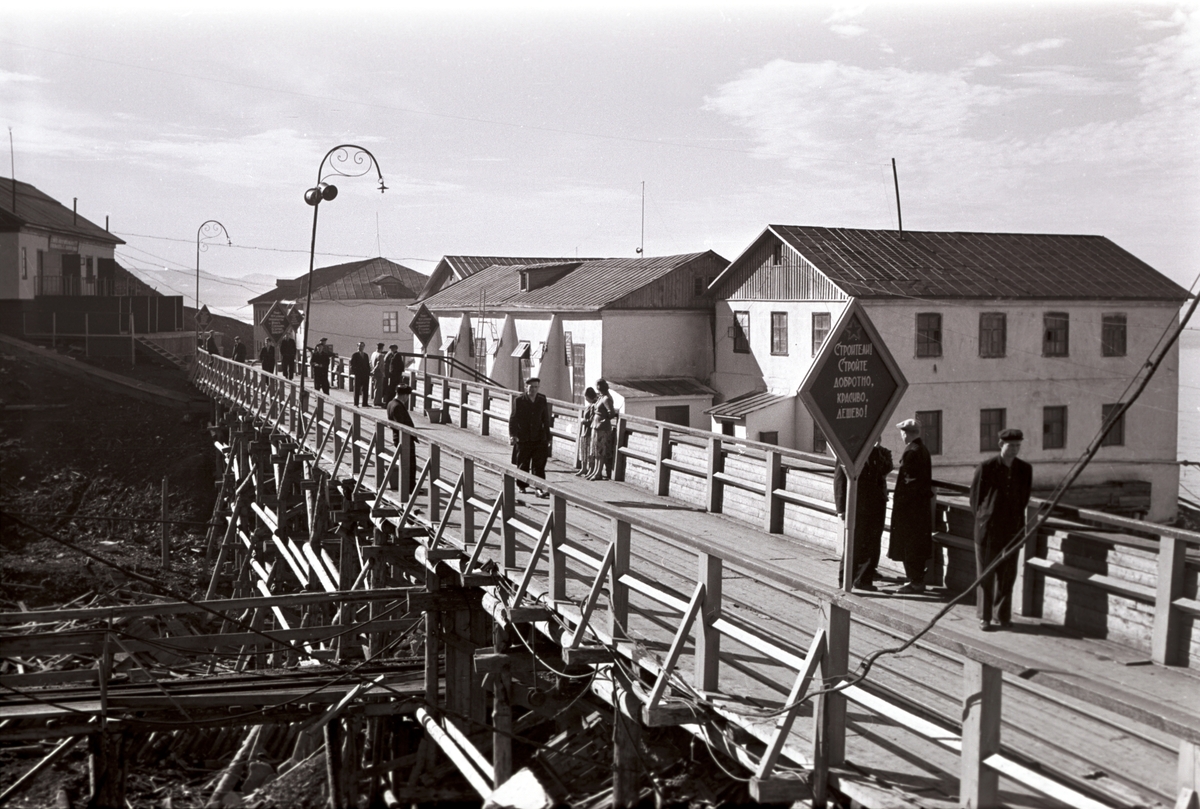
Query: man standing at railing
889 418 934 595
231 335 247 363
312 337 332 394
509 376 552 499
835 441 893 591
350 341 371 408
258 338 276 374
279 332 297 380
970 428 1032 631
383 344 402 402
370 342 386 407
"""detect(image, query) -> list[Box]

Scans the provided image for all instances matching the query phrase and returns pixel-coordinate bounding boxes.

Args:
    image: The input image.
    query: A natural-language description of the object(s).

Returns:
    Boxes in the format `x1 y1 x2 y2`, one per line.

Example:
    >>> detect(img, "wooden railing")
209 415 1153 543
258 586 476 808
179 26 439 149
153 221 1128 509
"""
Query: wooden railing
193 354 1200 807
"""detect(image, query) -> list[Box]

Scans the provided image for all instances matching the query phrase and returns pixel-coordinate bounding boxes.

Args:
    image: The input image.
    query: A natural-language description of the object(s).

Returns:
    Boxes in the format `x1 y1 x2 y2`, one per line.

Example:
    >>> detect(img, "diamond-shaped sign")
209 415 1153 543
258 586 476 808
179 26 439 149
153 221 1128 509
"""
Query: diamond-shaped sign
195 304 213 329
260 301 288 340
798 299 908 479
285 305 304 330
409 304 440 349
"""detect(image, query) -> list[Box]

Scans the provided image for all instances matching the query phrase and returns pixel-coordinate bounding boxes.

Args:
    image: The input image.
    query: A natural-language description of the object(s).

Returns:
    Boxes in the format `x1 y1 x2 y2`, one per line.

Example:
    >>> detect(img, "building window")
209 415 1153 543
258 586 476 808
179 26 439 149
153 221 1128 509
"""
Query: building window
571 344 586 403
84 256 94 280
657 405 690 428
1043 312 1069 356
813 424 828 455
758 431 779 445
21 248 27 279
733 311 750 353
916 313 942 358
474 337 488 378
770 312 788 355
37 249 44 276
1043 405 1067 450
694 276 707 297
1101 403 1125 447
1102 314 1127 357
721 420 736 437
382 311 398 333
980 408 1006 453
771 242 783 265
812 312 830 357
917 410 942 455
979 312 1006 358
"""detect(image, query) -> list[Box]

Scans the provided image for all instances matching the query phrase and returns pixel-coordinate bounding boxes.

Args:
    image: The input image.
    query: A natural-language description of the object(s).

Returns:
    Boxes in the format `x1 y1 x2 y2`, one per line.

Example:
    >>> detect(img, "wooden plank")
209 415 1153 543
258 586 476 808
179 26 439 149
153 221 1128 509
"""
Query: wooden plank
961 660 1002 807
1024 557 1156 603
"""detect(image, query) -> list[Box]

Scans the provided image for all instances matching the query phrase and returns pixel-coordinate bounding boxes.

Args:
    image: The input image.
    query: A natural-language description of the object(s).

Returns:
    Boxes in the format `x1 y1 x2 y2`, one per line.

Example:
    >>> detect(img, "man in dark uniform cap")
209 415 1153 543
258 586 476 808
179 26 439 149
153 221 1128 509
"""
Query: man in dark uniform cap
970 427 1033 630
508 376 552 498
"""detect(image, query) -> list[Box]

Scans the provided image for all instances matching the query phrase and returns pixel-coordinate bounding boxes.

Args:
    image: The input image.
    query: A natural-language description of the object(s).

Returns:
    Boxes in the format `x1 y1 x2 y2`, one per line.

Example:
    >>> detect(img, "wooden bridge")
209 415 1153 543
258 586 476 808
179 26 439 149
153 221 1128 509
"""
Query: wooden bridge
3 352 1198 808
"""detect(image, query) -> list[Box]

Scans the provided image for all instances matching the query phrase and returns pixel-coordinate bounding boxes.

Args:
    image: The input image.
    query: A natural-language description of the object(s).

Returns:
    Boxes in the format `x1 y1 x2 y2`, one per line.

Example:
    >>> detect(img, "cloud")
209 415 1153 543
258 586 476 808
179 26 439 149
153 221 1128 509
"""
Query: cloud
0 70 44 84
973 52 1001 69
1012 38 1068 56
824 5 867 38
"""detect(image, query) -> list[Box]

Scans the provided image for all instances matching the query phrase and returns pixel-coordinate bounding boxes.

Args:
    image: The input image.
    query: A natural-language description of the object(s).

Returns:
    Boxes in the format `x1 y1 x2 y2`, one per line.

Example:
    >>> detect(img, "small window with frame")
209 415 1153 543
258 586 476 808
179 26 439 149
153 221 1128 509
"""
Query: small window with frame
979 312 1006 358
1043 312 1069 357
733 311 750 353
1101 403 1124 447
771 242 783 266
382 311 398 333
917 410 942 455
980 408 1006 453
1102 313 1126 357
812 312 830 357
916 313 942 358
770 312 788 356
1043 405 1067 450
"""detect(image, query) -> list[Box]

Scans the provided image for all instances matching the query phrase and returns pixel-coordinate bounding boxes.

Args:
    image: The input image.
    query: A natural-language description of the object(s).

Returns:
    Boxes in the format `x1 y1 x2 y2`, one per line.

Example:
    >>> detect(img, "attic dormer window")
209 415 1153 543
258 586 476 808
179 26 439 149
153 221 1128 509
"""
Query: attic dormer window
519 272 529 292
771 243 783 266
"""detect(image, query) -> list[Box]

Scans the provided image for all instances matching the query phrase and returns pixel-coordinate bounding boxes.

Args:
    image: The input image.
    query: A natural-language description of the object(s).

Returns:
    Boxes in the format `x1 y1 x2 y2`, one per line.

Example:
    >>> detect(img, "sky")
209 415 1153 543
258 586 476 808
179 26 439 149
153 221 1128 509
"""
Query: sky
1 1 1198 322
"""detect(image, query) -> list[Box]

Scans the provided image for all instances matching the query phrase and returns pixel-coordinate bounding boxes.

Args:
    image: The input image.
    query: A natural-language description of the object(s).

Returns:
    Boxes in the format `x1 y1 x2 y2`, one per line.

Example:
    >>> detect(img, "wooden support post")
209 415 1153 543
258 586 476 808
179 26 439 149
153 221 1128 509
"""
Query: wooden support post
1179 740 1200 809
1020 502 1044 618
462 458 476 550
351 412 362 474
161 476 170 571
961 659 1002 808
764 449 784 534
324 718 346 809
608 519 631 641
400 432 414 499
87 731 127 809
375 421 389 492
548 494 567 604
501 475 517 572
332 404 343 464
706 435 724 514
428 443 442 522
613 662 642 808
424 566 440 707
696 553 722 692
458 380 469 428
655 425 672 496
480 387 491 436
811 601 849 807
840 476 858 592
1152 533 1187 666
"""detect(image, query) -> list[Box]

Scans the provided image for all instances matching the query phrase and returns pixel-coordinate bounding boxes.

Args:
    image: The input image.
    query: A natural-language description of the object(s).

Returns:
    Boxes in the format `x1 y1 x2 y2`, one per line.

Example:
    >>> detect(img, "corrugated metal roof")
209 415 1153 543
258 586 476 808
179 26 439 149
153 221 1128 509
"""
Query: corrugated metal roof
0 178 123 246
765 226 1189 301
249 257 426 304
608 377 717 399
415 256 589 302
418 252 721 312
705 390 793 418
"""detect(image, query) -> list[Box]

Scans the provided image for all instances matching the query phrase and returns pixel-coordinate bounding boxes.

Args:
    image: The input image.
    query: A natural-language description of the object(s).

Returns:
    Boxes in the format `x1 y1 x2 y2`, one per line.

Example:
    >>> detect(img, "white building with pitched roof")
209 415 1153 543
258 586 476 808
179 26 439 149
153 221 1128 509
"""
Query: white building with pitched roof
708 225 1190 521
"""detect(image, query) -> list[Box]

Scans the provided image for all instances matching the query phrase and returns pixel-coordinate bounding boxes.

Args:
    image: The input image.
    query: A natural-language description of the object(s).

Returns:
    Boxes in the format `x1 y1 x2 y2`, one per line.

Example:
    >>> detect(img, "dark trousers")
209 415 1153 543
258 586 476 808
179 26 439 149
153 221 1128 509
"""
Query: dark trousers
837 527 882 587
513 441 548 489
975 539 1019 623
314 367 330 394
353 374 370 407
372 376 385 406
280 358 295 379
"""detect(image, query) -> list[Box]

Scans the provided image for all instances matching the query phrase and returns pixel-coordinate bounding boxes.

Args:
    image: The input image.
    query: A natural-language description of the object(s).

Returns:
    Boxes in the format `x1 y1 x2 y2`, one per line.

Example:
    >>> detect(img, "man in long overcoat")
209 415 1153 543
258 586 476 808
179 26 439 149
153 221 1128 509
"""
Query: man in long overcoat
258 339 276 374
383 344 403 402
279 333 297 379
508 377 552 498
370 342 386 407
834 442 893 591
888 418 934 594
350 341 372 408
970 428 1033 630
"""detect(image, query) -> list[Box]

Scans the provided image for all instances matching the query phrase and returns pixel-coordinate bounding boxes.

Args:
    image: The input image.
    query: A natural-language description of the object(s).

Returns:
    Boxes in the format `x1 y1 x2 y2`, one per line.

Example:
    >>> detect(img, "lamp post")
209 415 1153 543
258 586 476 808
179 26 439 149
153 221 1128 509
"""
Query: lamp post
299 144 386 396
196 220 231 339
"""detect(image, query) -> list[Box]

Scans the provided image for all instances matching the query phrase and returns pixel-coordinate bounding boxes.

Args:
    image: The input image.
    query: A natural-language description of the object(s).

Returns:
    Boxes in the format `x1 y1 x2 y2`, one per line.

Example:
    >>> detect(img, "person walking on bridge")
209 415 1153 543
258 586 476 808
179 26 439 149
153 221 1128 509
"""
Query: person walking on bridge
970 428 1032 631
370 342 386 407
509 376 552 498
889 418 934 595
311 337 332 394
350 341 371 408
383 344 402 402
231 335 247 363
258 338 276 374
279 333 297 379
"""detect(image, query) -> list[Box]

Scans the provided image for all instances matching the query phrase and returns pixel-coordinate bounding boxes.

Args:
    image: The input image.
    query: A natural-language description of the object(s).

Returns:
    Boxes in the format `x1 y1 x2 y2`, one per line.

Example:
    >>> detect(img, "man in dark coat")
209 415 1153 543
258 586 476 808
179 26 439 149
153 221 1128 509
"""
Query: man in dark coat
258 339 276 374
205 332 219 356
231 335 247 363
386 383 419 486
383 344 402 402
350 341 372 408
508 377 552 498
279 333 297 379
311 337 332 394
888 418 934 594
970 428 1033 631
834 442 893 591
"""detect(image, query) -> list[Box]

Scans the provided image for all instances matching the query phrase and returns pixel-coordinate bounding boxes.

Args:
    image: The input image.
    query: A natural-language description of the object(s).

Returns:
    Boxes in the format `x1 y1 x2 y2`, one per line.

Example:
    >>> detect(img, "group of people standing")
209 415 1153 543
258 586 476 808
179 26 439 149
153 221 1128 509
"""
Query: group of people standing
505 376 619 499
835 417 1032 632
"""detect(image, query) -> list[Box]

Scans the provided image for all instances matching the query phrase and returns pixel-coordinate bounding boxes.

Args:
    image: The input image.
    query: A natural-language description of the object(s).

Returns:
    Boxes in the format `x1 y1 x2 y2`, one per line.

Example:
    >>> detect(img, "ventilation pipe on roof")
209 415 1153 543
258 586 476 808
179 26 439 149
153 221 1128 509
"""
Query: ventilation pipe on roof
892 158 904 241
73 197 77 226
105 215 109 232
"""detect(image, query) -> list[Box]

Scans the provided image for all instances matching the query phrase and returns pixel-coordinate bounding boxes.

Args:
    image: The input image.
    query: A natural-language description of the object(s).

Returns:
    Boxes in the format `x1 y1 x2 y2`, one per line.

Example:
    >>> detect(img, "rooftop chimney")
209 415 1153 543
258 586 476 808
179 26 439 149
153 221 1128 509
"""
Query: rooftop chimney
73 197 77 226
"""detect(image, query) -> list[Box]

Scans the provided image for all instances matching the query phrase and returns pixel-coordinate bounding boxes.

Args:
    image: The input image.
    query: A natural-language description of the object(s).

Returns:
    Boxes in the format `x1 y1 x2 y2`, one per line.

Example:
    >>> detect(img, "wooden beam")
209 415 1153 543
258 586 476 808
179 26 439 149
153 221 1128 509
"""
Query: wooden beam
961 659 1002 808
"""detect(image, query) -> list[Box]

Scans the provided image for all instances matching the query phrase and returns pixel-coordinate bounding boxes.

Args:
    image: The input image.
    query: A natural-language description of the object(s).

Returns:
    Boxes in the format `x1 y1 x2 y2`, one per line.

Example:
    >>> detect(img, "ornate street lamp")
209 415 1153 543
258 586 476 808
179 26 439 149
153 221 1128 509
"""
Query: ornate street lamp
299 144 386 396
196 220 231 338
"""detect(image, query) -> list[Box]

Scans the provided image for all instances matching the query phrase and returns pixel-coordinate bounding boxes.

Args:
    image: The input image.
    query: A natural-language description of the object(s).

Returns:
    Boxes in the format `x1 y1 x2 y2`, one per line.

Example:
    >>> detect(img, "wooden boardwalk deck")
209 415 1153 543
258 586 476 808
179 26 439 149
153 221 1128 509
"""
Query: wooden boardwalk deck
183 359 1200 808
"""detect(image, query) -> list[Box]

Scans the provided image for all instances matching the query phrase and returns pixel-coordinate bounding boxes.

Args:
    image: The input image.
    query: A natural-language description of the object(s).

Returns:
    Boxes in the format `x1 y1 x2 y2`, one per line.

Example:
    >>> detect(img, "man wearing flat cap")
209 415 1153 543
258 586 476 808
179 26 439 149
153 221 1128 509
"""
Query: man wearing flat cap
970 428 1033 630
888 418 934 594
508 376 552 498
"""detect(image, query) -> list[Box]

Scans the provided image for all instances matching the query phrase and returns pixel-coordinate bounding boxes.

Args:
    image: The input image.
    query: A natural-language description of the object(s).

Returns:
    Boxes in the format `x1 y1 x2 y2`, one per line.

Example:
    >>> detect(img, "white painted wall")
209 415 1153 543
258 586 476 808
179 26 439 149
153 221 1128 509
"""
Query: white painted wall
305 298 417 358
600 310 712 380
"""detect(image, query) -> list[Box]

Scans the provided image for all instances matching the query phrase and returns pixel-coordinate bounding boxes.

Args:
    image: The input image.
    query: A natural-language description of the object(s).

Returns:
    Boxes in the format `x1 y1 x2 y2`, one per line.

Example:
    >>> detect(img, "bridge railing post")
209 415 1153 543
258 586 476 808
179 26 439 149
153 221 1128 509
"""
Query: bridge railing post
608 519 631 642
501 474 517 572
695 553 721 692
375 421 389 492
428 443 442 522
613 414 629 482
1179 740 1199 809
1152 532 1188 666
399 432 414 498
331 404 343 465
706 436 724 514
458 380 469 428
1019 502 1044 618
461 457 476 547
960 659 1002 808
548 494 567 605
480 387 492 436
655 425 672 497
811 601 848 807
764 449 783 533
350 412 362 475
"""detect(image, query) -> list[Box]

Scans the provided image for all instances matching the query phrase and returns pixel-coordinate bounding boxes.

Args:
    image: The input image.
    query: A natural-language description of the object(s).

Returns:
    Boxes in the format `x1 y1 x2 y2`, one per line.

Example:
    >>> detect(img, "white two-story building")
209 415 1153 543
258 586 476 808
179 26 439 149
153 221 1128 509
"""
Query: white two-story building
708 225 1189 522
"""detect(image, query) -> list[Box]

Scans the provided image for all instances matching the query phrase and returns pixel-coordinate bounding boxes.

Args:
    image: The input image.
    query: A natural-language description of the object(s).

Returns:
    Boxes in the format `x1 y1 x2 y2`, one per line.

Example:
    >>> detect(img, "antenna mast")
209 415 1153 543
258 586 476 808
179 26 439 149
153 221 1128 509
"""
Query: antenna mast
8 128 14 213
892 158 904 239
